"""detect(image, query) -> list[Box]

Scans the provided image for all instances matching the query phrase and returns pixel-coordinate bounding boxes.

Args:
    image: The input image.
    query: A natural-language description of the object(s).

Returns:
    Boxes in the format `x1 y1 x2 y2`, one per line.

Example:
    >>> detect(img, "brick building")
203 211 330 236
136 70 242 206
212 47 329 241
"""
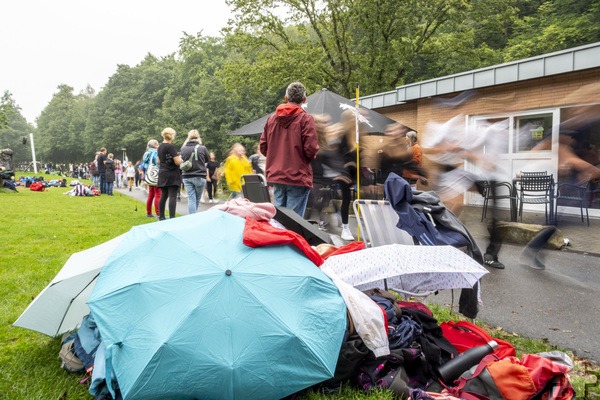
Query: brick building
361 42 600 217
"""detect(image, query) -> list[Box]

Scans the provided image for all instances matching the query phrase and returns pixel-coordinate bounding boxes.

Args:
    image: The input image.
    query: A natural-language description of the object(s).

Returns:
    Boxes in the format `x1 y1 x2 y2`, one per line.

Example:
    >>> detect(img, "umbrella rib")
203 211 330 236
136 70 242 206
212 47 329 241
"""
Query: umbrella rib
54 272 99 337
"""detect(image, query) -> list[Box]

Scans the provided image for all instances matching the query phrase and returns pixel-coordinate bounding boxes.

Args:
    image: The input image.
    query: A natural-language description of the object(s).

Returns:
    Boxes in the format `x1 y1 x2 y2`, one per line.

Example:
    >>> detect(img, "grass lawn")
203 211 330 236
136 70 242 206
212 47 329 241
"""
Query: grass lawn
1 173 598 399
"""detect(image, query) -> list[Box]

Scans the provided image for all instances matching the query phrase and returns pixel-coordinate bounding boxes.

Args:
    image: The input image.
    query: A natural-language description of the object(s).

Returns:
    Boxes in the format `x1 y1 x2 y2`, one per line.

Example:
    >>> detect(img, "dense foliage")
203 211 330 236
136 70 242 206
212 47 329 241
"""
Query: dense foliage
0 91 35 162
1 0 599 164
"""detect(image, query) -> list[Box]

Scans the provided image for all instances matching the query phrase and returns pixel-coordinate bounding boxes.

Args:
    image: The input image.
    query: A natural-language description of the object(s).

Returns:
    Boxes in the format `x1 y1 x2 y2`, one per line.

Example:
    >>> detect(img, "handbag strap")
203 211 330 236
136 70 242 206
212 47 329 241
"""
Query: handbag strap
193 145 199 160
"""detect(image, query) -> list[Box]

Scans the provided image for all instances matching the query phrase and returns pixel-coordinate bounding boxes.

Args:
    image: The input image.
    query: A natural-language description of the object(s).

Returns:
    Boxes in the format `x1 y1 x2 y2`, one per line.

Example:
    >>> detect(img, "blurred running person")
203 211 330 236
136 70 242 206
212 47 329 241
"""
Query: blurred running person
205 152 220 203
224 143 252 200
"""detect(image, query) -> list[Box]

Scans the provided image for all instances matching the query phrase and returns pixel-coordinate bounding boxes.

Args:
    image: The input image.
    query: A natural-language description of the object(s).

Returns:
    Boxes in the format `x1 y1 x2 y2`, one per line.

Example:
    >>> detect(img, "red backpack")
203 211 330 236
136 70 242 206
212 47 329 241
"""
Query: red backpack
445 352 574 400
440 320 516 359
29 181 45 192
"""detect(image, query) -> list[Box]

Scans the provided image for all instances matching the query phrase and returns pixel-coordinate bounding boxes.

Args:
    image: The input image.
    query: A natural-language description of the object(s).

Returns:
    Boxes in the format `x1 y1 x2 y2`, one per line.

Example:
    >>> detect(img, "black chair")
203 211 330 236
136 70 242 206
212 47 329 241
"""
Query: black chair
554 182 590 226
480 181 513 221
517 174 554 224
521 171 548 177
241 174 270 203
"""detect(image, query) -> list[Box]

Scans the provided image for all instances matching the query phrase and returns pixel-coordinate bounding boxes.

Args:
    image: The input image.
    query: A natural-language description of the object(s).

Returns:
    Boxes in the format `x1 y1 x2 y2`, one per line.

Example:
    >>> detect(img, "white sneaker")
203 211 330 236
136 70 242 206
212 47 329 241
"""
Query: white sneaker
209 199 213 203
341 228 354 241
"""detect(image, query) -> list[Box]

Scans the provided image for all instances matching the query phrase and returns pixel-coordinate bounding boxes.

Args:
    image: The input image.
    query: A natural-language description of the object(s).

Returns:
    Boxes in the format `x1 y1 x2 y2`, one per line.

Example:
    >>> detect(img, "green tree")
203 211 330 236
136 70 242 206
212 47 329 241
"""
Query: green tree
163 33 265 160
0 92 35 163
504 0 600 60
85 54 178 162
403 0 519 82
36 85 93 163
0 104 9 130
223 0 471 97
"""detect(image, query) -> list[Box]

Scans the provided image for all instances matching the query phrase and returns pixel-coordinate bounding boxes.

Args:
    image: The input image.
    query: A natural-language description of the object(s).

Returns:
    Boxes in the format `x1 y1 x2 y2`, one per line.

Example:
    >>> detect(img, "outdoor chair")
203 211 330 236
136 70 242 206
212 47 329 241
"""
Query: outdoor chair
353 199 416 248
352 199 433 299
517 173 554 224
480 180 513 221
241 174 270 203
554 181 590 226
520 171 548 177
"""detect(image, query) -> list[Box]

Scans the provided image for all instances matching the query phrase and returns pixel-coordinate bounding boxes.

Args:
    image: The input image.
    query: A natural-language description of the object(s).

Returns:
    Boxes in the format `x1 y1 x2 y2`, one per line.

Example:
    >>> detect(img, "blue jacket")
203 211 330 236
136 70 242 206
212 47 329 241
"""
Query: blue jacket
141 148 158 172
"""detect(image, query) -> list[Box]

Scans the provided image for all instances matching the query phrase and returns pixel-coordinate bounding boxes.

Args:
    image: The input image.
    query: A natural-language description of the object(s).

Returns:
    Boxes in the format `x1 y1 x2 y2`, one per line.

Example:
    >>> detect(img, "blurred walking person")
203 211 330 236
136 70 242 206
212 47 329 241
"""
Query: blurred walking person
114 159 123 188
310 114 355 240
223 143 252 200
125 161 136 191
205 152 220 203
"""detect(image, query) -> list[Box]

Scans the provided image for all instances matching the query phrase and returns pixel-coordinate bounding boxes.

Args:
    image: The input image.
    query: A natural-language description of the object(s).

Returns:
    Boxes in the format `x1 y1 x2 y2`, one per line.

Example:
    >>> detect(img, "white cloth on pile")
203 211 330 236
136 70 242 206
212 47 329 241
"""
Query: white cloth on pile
321 265 390 358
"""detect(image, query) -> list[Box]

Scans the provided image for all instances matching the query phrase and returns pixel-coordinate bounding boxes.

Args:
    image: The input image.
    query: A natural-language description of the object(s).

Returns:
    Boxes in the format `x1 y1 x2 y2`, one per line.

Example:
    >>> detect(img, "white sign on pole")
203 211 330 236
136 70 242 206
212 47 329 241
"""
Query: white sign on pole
29 133 38 174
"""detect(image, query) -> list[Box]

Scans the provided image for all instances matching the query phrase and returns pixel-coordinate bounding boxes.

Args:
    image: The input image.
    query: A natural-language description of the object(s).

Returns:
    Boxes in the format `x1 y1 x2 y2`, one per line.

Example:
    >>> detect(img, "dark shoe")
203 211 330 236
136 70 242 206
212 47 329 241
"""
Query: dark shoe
147 214 154 218
484 253 505 269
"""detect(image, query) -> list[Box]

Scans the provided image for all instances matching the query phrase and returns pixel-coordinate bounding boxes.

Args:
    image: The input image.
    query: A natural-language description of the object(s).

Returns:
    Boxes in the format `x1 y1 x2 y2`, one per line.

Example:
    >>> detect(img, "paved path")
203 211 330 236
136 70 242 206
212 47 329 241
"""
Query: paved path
115 186 600 363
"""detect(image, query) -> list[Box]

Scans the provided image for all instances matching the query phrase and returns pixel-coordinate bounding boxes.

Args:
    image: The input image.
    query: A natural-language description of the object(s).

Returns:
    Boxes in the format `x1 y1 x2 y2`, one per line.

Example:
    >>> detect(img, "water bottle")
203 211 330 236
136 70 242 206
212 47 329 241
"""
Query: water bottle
436 340 498 384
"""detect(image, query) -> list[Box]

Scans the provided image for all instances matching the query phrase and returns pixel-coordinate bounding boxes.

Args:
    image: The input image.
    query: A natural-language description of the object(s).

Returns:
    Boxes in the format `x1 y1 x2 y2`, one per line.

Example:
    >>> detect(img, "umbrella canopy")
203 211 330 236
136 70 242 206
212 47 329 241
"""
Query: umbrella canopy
321 243 488 293
13 234 127 337
228 88 398 136
88 209 347 400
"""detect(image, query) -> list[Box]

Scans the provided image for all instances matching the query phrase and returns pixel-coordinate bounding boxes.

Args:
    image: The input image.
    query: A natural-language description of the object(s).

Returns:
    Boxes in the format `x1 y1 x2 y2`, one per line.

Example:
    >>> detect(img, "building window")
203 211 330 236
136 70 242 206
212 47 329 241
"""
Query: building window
514 114 553 152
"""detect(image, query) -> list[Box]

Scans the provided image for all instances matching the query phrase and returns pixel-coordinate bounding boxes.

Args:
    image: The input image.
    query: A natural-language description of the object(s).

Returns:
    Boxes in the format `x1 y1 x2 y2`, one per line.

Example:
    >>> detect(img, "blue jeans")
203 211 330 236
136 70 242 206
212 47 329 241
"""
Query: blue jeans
100 172 106 194
183 176 206 214
106 182 114 195
273 184 311 217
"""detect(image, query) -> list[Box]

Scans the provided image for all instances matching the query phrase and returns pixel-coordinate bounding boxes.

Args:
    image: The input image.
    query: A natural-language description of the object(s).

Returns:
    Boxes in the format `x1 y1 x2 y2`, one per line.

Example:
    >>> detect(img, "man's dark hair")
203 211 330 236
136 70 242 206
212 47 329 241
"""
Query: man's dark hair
286 82 307 104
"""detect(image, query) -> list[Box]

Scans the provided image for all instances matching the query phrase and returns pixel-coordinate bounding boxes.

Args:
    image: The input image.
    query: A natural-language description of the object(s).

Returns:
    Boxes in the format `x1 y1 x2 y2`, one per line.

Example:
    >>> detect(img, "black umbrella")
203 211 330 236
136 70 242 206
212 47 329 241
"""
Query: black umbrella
274 206 331 246
228 88 398 136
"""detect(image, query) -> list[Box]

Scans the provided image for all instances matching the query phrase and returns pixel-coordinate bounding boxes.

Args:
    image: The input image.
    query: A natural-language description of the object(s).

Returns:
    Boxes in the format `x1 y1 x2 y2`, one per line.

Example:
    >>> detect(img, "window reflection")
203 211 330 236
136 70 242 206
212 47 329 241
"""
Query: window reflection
514 114 553 152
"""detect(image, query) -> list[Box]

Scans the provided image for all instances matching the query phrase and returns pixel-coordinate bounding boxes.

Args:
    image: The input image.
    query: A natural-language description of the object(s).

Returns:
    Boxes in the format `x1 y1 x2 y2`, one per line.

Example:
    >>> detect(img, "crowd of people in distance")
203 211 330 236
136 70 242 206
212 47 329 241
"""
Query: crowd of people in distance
23 81 597 266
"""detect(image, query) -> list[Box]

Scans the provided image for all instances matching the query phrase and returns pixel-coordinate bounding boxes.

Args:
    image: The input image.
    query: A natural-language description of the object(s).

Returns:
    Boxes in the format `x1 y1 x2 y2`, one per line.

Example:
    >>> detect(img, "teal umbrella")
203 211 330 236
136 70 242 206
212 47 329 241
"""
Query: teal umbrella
88 209 346 400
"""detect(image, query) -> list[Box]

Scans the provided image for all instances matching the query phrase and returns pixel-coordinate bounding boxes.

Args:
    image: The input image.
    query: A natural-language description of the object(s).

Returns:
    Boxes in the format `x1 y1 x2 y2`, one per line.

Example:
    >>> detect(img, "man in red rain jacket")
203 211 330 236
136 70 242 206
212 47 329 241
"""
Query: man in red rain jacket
260 82 319 217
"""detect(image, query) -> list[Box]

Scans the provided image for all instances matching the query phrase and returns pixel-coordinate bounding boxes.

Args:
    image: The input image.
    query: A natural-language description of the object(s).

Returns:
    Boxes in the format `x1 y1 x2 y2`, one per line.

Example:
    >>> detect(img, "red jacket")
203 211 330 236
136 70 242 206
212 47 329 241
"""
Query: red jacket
260 103 319 188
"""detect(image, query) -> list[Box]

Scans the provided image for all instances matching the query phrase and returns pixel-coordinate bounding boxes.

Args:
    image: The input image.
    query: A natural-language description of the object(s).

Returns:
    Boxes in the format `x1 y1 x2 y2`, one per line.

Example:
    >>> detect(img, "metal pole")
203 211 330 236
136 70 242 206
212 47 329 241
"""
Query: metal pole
29 133 38 174
355 84 360 200
355 84 361 242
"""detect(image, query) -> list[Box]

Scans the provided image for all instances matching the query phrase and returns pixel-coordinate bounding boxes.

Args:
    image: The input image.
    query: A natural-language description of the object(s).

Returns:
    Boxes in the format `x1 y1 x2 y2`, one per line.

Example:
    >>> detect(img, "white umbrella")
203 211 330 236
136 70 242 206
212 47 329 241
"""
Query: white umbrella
13 234 126 337
321 243 488 294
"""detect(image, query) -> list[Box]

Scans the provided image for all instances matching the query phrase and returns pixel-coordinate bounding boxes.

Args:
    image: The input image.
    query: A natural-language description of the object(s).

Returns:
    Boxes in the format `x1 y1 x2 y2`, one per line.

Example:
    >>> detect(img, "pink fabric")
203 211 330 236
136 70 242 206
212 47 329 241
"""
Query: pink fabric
214 197 276 221
519 354 574 400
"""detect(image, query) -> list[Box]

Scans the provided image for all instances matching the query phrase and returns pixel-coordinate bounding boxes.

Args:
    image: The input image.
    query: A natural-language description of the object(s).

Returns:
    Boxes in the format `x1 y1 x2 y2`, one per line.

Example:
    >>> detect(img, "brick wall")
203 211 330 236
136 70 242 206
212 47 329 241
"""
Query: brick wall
373 67 600 195
378 67 600 136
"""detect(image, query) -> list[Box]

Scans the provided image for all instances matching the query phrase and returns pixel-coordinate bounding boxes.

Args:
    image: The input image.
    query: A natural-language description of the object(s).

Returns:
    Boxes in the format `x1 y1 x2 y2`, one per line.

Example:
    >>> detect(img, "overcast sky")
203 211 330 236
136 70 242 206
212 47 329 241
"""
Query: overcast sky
1 0 232 125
